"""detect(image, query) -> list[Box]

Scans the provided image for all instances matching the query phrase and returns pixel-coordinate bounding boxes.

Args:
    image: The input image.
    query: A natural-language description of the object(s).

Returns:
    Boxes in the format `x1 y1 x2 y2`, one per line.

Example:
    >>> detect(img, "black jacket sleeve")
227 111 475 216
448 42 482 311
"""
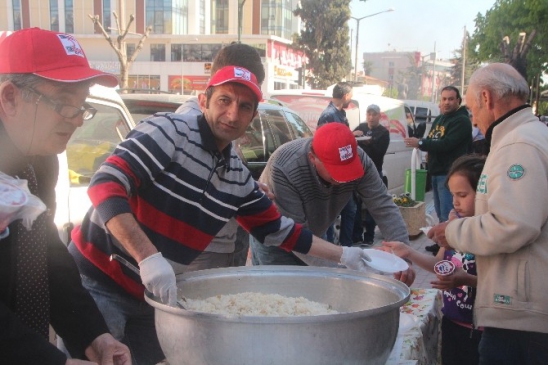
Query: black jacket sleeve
0 156 110 364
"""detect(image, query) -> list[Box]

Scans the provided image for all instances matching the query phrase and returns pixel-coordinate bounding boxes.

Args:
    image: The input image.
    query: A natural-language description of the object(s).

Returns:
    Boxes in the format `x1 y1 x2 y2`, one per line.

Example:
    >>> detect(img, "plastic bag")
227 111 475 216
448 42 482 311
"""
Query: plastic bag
0 171 47 238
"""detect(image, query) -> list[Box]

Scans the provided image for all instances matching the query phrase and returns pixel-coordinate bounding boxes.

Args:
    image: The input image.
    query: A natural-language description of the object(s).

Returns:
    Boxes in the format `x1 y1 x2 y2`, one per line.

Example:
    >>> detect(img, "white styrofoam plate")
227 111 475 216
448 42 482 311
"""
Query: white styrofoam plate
362 249 409 273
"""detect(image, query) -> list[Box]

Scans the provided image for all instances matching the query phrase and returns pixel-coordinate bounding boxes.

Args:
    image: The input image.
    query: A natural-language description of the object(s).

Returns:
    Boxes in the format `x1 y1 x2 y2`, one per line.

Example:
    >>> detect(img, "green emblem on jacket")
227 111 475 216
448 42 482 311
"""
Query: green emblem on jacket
494 294 512 305
507 164 525 180
477 174 487 194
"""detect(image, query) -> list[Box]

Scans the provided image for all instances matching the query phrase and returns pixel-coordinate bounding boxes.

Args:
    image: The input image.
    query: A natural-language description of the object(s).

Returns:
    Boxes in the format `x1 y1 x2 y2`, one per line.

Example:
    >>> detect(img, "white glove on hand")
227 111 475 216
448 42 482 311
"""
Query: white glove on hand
340 247 372 272
139 252 177 306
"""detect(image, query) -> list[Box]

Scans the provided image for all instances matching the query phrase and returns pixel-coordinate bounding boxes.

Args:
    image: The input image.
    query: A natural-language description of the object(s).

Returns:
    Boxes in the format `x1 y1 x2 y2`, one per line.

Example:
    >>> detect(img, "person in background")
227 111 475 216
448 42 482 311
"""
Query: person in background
0 28 130 365
317 82 357 246
428 63 548 365
352 104 390 245
384 154 486 365
404 86 472 255
69 66 372 364
251 123 416 286
174 42 267 269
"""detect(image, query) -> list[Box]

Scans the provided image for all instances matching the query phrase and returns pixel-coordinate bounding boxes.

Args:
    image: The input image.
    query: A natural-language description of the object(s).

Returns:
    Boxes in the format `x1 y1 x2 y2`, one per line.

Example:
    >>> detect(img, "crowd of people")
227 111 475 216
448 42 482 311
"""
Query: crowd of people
1 27 547 365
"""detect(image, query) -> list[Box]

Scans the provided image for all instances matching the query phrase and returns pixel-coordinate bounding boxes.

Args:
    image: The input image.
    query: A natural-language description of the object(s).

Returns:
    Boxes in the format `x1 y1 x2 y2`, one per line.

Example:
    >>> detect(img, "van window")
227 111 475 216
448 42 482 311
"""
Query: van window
414 107 430 123
65 102 131 186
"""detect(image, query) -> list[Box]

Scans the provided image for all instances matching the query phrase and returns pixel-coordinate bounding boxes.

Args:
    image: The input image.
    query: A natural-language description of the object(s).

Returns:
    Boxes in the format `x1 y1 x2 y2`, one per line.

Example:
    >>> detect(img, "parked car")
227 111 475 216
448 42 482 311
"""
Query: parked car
267 90 413 195
55 85 135 244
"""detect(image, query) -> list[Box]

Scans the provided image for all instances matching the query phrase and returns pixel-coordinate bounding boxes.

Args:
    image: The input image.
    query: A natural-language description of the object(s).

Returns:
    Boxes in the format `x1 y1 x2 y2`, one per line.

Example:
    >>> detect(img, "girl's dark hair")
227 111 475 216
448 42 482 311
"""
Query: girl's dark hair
446 154 486 190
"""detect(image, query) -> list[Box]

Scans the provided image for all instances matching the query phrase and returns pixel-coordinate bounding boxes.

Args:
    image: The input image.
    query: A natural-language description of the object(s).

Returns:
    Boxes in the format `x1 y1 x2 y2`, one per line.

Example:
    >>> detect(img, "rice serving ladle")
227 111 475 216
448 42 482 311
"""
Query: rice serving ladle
109 254 187 308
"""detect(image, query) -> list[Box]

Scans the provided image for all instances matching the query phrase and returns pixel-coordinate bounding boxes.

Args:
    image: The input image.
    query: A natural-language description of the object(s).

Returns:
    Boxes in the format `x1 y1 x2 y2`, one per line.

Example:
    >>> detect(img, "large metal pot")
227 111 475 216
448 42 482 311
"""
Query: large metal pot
145 266 410 365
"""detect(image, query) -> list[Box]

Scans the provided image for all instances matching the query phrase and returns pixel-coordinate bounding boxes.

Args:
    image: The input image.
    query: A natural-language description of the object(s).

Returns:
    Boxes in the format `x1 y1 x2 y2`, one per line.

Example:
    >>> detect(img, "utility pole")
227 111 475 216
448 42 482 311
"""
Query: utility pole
238 0 246 43
431 42 436 103
461 26 466 95
351 8 394 82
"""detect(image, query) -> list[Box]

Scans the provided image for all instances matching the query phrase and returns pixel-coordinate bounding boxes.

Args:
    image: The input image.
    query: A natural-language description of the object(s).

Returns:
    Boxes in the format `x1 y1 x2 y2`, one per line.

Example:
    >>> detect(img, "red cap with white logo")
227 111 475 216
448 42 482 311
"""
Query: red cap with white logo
207 65 262 102
0 28 118 87
312 123 364 183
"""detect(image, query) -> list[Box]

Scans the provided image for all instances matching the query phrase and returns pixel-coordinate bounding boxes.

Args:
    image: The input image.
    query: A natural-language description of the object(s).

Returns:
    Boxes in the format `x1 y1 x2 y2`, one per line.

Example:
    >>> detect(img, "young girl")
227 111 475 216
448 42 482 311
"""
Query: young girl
383 154 486 365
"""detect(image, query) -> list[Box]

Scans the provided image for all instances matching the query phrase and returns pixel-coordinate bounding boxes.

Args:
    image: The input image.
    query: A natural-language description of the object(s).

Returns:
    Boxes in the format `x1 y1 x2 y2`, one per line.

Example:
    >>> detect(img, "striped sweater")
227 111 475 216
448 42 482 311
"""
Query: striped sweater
69 113 312 299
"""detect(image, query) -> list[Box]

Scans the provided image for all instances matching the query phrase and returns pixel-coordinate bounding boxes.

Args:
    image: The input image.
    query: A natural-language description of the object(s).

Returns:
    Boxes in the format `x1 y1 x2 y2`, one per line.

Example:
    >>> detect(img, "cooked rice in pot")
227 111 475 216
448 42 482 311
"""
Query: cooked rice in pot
184 292 338 317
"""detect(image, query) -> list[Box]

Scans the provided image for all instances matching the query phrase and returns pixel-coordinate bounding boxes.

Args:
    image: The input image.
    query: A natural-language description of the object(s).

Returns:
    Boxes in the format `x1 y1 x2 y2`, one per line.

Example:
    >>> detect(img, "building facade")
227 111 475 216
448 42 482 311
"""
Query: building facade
362 51 453 101
1 0 306 93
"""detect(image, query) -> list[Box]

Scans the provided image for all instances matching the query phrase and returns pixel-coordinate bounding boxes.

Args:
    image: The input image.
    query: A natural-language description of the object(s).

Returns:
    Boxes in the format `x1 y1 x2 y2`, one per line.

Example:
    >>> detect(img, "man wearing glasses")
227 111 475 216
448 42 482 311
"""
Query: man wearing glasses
0 28 131 364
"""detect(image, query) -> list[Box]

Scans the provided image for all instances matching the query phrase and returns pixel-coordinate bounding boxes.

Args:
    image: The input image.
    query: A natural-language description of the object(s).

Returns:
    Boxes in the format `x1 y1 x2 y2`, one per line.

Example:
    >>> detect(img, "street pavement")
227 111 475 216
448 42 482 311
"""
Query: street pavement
366 190 439 289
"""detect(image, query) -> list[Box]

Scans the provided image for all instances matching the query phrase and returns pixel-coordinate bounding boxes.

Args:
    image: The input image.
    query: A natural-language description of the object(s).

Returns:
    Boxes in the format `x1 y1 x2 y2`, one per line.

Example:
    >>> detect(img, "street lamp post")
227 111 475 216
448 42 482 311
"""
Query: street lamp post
351 8 394 82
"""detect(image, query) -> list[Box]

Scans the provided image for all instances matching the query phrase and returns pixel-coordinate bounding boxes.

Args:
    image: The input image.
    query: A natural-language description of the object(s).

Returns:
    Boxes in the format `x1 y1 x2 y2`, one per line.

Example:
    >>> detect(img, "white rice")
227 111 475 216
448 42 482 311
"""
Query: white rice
184 292 338 317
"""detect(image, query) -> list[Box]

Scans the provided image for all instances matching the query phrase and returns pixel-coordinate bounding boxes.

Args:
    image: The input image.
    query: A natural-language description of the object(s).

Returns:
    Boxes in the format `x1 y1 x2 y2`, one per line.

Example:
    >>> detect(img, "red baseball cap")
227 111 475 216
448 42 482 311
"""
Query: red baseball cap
0 28 118 87
312 123 364 183
207 65 262 102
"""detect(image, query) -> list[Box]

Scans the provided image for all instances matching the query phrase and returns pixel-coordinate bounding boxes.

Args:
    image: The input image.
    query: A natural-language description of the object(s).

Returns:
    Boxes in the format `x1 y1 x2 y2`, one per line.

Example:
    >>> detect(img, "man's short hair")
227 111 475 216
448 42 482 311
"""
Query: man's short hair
468 63 529 104
212 42 265 86
441 86 462 103
332 82 353 99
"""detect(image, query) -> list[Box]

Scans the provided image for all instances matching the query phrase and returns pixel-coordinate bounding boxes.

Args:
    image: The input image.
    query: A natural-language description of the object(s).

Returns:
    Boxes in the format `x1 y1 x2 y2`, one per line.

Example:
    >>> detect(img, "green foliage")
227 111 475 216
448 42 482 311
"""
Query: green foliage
469 0 548 84
293 0 352 89
382 87 399 98
392 193 418 207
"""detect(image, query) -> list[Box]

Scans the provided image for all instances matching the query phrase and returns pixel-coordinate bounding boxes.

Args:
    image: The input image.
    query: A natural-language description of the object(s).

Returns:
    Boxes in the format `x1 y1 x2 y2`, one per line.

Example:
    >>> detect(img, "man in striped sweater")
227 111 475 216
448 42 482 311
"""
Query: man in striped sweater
69 65 371 364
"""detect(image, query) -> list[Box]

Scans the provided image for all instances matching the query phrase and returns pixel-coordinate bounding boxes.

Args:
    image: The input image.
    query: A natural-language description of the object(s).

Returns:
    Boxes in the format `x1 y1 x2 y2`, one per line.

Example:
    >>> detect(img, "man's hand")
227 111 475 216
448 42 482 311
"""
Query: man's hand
427 221 450 248
340 246 371 271
83 333 131 365
257 182 274 201
403 137 419 148
139 252 177 305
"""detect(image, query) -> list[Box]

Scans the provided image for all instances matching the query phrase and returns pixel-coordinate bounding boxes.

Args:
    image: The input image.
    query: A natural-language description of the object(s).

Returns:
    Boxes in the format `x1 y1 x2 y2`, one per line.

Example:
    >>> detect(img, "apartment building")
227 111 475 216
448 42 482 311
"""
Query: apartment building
1 0 306 93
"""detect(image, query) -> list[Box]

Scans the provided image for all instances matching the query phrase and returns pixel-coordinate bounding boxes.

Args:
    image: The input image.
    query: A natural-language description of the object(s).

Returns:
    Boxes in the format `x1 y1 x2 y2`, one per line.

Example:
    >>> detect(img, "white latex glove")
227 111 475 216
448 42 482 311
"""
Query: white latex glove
340 247 372 272
139 252 177 306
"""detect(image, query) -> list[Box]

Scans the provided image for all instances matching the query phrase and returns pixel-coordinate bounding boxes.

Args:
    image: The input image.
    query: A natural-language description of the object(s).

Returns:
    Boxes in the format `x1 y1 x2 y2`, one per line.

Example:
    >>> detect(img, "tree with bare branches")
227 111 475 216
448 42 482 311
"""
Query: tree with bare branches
89 12 152 91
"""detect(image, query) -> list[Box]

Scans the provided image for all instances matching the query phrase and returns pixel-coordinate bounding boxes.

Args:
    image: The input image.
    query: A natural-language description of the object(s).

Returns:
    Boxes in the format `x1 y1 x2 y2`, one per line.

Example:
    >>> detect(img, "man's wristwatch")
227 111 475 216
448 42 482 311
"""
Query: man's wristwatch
418 139 423 148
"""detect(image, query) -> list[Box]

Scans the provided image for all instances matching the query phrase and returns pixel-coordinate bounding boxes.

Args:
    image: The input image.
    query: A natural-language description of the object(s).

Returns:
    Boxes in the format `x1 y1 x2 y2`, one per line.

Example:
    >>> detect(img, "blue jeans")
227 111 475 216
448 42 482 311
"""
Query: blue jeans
431 174 453 222
479 327 548 365
338 196 357 246
79 275 165 365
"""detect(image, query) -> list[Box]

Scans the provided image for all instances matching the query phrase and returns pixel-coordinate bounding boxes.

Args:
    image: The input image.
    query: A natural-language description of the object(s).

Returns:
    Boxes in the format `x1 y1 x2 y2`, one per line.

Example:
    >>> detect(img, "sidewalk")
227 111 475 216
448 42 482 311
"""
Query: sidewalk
368 190 439 289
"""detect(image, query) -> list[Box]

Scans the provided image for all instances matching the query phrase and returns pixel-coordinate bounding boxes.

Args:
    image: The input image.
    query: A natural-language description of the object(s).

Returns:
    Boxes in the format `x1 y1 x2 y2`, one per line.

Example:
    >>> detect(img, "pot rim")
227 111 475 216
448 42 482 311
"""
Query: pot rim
145 266 410 323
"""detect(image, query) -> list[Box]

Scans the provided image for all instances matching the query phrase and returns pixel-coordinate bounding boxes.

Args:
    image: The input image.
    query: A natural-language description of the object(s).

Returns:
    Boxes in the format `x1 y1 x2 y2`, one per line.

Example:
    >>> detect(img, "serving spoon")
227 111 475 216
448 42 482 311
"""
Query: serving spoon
109 254 187 308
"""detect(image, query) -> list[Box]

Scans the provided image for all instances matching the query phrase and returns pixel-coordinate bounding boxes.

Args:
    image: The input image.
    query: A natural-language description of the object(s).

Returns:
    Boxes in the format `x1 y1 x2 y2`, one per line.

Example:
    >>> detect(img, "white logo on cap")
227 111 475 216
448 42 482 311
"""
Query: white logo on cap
339 145 353 162
57 34 85 58
234 67 251 81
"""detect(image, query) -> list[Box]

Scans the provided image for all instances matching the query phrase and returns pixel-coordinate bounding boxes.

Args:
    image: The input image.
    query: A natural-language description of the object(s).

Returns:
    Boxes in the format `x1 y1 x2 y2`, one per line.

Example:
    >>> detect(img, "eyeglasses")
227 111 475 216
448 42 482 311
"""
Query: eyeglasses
27 87 97 120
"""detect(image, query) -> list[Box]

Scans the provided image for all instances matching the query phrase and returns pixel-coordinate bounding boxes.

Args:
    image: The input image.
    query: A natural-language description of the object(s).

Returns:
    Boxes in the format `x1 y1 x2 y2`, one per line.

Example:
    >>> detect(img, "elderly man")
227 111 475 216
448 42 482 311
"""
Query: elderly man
251 123 415 286
69 65 372 364
0 28 130 365
428 63 548 364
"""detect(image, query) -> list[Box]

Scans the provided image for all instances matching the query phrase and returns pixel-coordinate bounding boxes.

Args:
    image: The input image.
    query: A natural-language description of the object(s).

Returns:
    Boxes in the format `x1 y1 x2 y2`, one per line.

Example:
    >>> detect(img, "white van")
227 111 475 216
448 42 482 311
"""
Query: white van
404 100 440 136
55 85 135 244
268 90 413 194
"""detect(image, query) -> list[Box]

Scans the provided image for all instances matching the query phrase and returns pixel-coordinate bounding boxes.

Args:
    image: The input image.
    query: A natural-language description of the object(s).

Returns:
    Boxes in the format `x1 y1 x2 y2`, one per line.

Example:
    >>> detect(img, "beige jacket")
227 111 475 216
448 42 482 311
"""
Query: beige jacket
446 107 548 333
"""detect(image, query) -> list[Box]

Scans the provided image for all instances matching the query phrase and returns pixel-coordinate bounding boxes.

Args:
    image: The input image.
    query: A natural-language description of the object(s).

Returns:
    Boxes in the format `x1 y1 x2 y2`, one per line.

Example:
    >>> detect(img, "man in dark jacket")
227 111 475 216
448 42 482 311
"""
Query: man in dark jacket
352 104 390 244
0 28 130 364
404 86 472 254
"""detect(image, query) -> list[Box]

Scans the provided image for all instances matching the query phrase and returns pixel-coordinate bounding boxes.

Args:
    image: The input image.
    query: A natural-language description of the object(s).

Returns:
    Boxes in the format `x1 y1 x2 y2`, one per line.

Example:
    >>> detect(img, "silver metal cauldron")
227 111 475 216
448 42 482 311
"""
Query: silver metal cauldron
145 266 410 365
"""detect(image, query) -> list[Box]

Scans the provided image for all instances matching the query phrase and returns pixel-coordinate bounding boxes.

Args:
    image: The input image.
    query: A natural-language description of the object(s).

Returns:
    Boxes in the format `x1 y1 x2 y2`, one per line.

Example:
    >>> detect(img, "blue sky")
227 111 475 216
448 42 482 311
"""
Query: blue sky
348 0 497 60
